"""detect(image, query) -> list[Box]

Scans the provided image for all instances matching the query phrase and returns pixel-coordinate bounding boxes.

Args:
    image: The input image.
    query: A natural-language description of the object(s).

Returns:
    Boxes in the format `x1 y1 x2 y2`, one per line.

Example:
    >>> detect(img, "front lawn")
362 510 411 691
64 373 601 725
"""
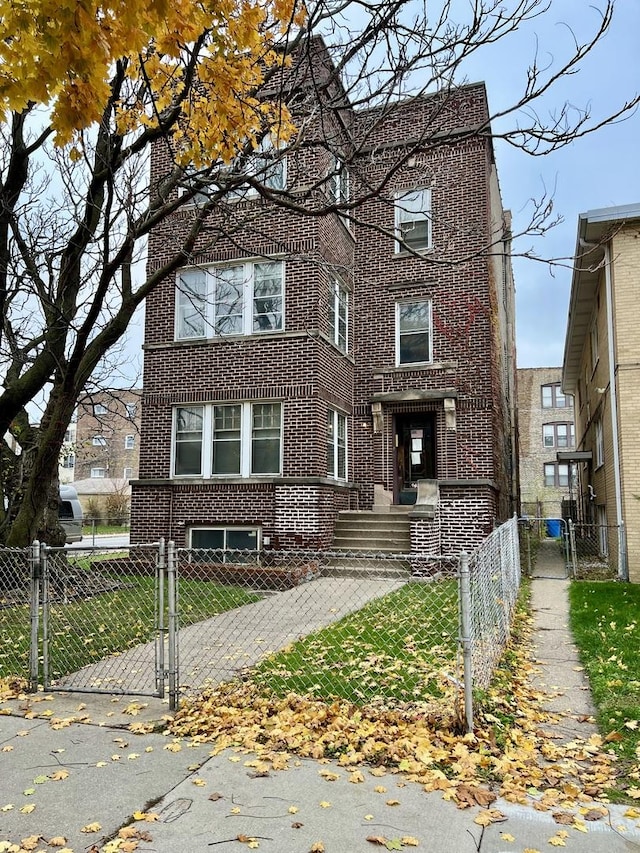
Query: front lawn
0 574 260 680
252 580 459 705
569 580 640 799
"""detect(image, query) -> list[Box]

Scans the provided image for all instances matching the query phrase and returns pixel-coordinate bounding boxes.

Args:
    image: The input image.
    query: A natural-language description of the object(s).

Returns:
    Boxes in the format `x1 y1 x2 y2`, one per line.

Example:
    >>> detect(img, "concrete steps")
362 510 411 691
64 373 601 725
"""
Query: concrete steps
325 510 412 578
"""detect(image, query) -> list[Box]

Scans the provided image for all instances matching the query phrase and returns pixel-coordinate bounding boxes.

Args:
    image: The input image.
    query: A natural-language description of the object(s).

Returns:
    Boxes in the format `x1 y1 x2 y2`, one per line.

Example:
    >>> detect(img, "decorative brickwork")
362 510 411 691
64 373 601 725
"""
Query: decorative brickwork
131 45 518 556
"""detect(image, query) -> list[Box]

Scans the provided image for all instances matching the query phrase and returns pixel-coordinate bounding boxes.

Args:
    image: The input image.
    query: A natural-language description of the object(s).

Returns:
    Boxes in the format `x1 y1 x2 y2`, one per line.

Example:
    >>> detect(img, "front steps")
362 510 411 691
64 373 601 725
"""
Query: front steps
324 510 412 578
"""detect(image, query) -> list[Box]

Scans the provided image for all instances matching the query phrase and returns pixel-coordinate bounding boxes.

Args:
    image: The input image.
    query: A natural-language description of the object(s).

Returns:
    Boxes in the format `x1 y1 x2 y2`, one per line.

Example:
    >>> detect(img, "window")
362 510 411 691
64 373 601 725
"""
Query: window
328 155 350 205
92 435 107 446
180 136 286 205
395 188 432 252
124 434 135 450
328 279 348 352
543 462 571 488
176 261 284 340
327 409 347 480
396 300 432 365
123 467 133 480
590 320 599 371
190 527 260 562
125 403 137 419
542 422 574 448
173 402 282 478
93 403 107 415
541 383 570 408
61 453 75 469
91 467 106 478
595 417 604 467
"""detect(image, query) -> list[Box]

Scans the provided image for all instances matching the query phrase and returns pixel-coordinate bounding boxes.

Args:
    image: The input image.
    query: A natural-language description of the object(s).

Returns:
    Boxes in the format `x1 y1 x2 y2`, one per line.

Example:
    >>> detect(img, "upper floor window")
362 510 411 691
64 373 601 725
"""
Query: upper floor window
327 409 347 480
542 422 574 448
93 403 107 416
541 383 570 408
328 155 350 205
173 402 282 478
91 467 106 478
61 453 75 469
125 403 137 419
543 462 574 488
328 279 349 352
395 188 432 252
590 320 599 371
176 260 284 341
396 300 432 365
123 467 133 480
124 434 135 450
179 135 286 205
595 417 604 467
92 435 107 446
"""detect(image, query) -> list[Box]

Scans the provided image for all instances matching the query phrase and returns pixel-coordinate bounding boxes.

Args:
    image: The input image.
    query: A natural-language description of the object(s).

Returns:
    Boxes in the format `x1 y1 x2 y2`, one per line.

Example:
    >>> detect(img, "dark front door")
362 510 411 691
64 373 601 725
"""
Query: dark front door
395 414 436 504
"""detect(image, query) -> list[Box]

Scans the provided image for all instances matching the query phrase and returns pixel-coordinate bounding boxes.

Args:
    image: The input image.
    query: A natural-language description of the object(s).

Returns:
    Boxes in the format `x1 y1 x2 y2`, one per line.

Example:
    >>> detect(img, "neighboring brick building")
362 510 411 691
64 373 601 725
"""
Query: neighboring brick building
75 390 142 483
562 203 640 581
517 367 575 520
130 39 518 555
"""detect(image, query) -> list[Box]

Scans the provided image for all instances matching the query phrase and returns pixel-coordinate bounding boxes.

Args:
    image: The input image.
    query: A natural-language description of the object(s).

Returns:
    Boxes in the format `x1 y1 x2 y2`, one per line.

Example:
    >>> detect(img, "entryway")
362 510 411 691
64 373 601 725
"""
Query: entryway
394 413 435 504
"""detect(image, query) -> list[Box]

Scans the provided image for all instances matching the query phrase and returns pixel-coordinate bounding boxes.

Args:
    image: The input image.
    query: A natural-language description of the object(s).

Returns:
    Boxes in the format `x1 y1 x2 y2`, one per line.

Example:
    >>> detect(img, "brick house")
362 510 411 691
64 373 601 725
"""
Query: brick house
130 40 518 555
517 367 576 521
562 203 640 581
75 389 142 483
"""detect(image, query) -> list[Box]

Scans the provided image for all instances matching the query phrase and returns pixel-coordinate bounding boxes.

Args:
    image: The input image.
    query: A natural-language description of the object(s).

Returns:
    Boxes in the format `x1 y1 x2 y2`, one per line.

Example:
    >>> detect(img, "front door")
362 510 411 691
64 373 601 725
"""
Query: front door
395 414 435 504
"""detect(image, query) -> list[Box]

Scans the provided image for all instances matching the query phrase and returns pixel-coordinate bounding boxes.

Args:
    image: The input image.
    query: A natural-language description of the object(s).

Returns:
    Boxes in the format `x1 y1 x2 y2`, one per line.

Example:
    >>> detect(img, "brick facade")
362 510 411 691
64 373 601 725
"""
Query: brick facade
130 40 518 555
517 367 576 518
75 390 142 482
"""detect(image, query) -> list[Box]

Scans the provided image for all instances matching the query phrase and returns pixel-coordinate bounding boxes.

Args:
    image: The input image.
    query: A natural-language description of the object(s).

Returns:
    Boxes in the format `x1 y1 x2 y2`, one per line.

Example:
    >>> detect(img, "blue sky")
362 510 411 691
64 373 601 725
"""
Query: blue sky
461 1 640 368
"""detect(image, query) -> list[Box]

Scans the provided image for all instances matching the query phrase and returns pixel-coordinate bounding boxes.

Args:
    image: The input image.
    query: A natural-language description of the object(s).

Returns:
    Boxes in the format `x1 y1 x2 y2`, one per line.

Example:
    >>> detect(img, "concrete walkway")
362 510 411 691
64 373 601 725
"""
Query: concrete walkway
1 545 639 851
53 576 405 694
529 538 598 741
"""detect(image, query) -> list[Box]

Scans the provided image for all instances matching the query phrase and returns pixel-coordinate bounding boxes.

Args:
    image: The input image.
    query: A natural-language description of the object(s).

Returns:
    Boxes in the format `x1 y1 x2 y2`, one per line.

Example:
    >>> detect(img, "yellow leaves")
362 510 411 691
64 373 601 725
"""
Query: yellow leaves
81 821 102 832
288 805 299 814
48 839 68 848
0 0 302 151
349 770 365 783
19 804 36 814
625 786 640 799
473 809 506 826
500 832 516 842
318 801 331 809
132 810 159 822
192 778 207 787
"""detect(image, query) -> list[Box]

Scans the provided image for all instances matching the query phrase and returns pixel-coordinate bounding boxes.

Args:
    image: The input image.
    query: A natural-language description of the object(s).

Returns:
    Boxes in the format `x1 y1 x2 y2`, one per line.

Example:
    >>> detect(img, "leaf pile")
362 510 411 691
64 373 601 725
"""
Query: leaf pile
170 611 619 809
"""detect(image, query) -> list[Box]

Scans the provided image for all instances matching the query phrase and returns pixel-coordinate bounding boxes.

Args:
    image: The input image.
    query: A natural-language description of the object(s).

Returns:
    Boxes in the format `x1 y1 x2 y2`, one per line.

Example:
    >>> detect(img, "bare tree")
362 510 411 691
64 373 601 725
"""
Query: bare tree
0 0 637 545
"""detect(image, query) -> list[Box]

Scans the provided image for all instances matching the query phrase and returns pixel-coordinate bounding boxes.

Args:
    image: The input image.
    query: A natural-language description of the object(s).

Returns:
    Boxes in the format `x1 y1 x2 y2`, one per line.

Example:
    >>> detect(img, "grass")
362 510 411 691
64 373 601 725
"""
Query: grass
0 573 260 681
569 580 640 799
252 580 459 705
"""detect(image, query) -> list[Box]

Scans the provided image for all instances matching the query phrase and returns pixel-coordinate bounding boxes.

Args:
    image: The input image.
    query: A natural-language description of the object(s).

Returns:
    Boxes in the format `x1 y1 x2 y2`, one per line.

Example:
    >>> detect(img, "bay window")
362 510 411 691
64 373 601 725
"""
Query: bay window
173 402 282 478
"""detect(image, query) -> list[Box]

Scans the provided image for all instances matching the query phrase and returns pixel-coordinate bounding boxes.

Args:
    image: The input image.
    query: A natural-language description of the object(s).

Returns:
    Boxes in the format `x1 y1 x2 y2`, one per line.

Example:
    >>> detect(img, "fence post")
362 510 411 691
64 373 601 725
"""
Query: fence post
567 519 577 579
28 541 41 692
156 538 166 698
167 541 179 712
458 551 474 734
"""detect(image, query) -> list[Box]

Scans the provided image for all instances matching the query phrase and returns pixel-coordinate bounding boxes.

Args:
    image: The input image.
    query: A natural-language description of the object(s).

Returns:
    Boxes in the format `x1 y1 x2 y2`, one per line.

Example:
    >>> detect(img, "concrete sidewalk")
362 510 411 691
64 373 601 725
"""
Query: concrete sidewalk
1 552 639 852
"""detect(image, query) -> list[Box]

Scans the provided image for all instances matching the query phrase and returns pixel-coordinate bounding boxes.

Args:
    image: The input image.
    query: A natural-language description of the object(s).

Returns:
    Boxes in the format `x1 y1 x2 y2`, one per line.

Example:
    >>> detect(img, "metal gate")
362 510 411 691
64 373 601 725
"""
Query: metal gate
518 517 570 578
33 540 178 705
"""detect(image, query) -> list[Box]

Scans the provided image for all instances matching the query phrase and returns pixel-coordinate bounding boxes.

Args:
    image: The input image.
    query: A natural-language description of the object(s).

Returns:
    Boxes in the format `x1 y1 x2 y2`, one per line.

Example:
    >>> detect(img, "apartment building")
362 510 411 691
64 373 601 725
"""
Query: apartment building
130 38 518 556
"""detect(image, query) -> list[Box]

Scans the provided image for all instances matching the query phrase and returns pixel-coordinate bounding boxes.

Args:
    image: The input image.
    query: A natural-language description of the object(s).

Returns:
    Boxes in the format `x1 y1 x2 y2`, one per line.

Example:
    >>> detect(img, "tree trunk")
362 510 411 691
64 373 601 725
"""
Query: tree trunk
5 390 76 547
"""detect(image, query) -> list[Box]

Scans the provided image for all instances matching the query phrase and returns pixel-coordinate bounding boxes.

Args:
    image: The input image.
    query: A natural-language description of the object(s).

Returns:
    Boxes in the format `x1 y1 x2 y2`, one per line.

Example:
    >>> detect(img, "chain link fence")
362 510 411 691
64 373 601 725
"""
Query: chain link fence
174 548 461 712
568 521 624 579
0 518 522 731
0 545 35 684
464 516 521 692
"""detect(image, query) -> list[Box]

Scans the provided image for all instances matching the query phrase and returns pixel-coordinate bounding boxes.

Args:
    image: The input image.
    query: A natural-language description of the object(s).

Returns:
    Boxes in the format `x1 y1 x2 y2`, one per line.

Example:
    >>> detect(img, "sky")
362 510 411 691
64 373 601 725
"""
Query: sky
120 1 640 378
458 0 640 368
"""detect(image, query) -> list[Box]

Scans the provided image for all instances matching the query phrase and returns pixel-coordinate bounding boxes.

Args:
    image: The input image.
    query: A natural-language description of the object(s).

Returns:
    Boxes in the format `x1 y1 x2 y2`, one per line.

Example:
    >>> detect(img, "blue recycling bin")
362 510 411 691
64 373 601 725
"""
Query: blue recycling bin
546 518 562 538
